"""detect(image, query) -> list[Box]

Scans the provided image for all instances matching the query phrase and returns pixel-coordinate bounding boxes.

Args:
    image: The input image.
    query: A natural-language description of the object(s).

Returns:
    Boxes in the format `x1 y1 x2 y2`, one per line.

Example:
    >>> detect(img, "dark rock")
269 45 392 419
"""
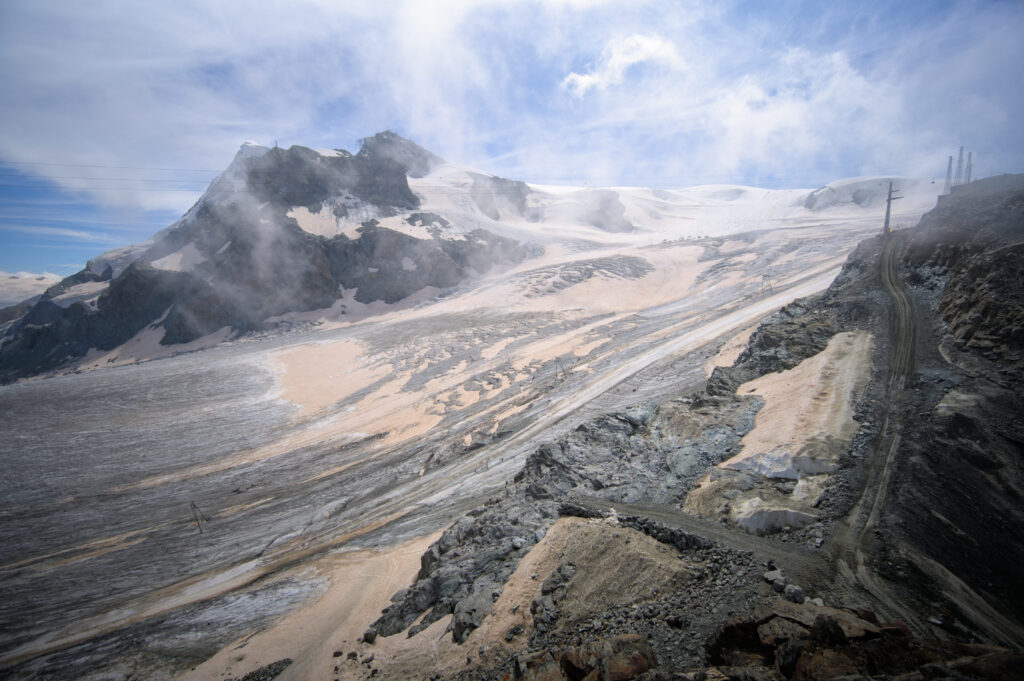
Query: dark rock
951 650 1024 680
809 614 847 646
775 638 807 678
756 617 808 648
362 627 377 644
707 615 771 666
239 658 292 681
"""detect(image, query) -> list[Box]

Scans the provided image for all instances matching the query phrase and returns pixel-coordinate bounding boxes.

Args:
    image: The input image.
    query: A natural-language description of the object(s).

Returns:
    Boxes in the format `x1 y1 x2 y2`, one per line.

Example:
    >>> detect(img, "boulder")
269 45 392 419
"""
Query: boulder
783 584 805 604
516 635 657 681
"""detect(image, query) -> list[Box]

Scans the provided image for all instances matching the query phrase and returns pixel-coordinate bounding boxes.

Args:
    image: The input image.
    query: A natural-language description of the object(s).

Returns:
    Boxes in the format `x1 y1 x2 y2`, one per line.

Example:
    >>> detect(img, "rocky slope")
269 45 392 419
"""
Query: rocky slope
349 175 1024 680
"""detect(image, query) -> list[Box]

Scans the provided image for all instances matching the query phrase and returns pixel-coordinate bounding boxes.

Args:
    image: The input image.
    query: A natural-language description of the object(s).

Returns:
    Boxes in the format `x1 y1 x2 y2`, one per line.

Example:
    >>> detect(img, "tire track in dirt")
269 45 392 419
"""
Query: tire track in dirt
831 234 924 630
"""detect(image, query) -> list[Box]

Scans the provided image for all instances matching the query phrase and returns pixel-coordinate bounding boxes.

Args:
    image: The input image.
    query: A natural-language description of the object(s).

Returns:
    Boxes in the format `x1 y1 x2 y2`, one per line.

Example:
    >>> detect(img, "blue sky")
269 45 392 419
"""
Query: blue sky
1 0 1021 275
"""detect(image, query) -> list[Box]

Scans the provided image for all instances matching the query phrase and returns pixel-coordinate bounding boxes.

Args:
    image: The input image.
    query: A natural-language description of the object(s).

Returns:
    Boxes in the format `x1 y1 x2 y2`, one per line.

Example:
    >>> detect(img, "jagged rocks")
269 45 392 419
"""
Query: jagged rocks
704 600 1022 680
372 398 750 646
514 634 657 681
903 174 1024 365
705 296 841 398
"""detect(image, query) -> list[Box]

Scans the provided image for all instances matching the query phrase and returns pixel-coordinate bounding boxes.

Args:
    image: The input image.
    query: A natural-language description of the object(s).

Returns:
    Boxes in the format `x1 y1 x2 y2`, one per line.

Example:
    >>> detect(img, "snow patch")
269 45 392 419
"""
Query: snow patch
51 281 109 308
89 242 154 278
315 148 350 158
288 205 362 239
77 320 234 372
401 256 418 272
150 243 206 273
375 215 433 241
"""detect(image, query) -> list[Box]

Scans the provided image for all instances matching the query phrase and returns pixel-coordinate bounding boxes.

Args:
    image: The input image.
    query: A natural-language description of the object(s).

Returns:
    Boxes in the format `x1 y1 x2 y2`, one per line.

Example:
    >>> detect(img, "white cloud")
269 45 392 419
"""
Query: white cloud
0 0 1020 227
562 33 684 98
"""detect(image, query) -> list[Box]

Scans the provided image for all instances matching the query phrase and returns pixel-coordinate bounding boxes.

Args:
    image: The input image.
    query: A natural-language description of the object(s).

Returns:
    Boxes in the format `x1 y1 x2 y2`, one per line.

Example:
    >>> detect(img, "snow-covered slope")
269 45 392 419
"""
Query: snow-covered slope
0 131 941 383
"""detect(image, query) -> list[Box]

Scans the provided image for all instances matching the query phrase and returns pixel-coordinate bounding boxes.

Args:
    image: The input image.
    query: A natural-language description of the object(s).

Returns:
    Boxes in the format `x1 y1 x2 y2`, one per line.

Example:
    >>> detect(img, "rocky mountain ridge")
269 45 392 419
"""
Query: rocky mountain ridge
349 174 1024 680
0 132 942 385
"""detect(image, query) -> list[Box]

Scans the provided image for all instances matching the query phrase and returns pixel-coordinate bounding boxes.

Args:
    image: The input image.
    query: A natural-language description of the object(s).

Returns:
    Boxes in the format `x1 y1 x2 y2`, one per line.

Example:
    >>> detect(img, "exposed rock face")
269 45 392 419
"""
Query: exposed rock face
904 174 1024 364
370 401 760 646
0 264 204 378
0 133 529 383
372 174 1024 679
705 599 1023 681
705 175 1024 637
884 174 1024 635
514 634 657 681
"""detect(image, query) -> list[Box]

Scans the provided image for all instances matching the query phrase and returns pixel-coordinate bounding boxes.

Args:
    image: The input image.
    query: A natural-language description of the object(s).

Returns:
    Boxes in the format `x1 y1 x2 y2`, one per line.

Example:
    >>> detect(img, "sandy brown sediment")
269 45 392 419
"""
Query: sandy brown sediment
723 330 875 474
176 531 441 681
686 331 875 525
268 339 390 420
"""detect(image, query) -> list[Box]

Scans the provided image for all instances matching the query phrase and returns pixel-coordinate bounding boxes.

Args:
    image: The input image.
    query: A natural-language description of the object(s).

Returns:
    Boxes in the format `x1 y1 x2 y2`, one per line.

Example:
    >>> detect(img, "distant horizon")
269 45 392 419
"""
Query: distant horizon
0 137 999 279
1 1 1021 274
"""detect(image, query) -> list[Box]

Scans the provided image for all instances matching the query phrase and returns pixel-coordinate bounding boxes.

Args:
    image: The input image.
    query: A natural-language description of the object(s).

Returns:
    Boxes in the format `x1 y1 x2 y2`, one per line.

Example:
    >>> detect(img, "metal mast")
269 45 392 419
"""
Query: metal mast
943 155 953 194
883 181 903 235
966 152 973 184
954 146 964 186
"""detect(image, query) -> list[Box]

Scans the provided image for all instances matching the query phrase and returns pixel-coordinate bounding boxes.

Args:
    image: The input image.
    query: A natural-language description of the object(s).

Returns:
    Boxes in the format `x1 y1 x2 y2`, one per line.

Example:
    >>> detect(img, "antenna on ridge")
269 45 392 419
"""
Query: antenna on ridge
945 145 974 192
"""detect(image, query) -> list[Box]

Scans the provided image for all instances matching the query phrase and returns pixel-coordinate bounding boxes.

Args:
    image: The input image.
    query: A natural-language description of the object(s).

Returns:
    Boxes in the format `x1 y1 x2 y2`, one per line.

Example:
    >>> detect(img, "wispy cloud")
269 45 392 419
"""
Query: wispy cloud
0 223 123 245
562 34 684 98
0 0 1020 213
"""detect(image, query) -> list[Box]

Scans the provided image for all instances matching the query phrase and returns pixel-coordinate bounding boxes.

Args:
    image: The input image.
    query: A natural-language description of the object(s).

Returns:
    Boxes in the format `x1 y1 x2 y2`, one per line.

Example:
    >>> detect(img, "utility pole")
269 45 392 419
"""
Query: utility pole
883 181 903 235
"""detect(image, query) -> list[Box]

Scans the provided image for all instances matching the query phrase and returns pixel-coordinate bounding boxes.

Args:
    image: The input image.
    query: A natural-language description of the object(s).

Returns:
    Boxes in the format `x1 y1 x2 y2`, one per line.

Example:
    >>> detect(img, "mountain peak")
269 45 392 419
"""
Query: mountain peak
357 130 443 178
235 140 270 160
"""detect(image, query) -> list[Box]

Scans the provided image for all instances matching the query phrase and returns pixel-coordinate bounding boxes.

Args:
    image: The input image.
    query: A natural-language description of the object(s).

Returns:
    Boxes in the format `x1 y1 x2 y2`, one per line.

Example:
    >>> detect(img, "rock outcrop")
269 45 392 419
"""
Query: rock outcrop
513 634 657 681
704 599 1023 681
